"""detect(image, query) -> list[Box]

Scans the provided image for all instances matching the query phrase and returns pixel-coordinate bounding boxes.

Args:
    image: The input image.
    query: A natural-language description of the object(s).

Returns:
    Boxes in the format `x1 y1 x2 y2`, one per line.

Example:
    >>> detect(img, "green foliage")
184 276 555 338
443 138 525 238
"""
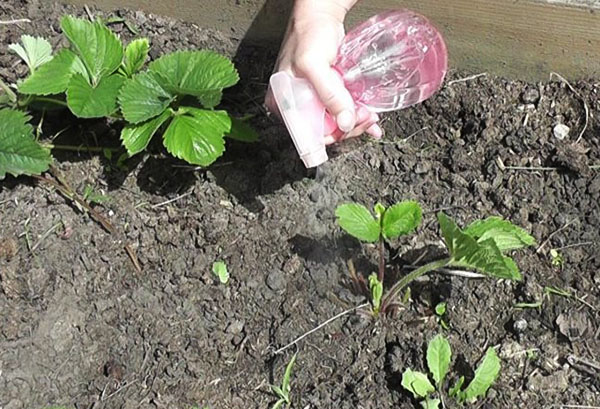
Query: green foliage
382 200 421 240
148 50 238 100
118 72 174 123
120 110 172 155
434 302 446 317
66 73 124 117
458 347 501 403
335 203 380 243
463 216 536 251
336 200 422 244
421 399 440 409
438 212 526 280
401 369 435 398
118 49 254 166
427 334 451 387
60 15 124 84
402 334 501 408
9 35 53 73
271 353 297 409
120 38 150 77
368 273 383 313
212 261 229 284
0 108 52 179
163 108 230 166
19 49 85 95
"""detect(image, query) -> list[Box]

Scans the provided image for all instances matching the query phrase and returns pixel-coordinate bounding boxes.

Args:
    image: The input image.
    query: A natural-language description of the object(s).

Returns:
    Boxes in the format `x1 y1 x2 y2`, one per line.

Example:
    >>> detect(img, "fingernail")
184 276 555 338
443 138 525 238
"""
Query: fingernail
336 110 354 132
367 124 383 139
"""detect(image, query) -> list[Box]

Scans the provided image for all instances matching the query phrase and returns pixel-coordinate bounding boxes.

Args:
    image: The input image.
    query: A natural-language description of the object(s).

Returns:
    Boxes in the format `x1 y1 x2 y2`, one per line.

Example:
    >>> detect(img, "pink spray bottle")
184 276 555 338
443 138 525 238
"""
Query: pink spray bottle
269 10 448 168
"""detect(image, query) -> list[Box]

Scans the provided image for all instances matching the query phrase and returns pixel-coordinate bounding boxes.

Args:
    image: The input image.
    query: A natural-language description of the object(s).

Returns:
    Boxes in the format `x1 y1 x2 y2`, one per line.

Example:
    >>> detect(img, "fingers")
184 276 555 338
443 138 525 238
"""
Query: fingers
324 108 383 145
297 60 356 132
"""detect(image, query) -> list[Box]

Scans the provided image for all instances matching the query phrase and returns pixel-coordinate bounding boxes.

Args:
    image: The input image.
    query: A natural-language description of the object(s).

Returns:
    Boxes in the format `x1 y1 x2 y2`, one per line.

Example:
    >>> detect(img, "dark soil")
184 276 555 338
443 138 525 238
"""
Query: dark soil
1 2 599 409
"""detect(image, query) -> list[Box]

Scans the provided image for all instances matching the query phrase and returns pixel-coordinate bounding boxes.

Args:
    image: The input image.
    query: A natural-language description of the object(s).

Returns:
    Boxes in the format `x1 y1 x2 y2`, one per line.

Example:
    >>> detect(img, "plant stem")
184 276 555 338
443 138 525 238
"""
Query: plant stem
43 144 120 153
31 97 69 108
383 258 451 309
378 235 385 283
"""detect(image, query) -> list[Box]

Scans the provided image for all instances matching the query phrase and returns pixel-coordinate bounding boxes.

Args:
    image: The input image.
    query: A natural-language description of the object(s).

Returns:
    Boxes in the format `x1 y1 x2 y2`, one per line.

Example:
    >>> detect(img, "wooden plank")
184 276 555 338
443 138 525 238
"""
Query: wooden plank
62 0 600 80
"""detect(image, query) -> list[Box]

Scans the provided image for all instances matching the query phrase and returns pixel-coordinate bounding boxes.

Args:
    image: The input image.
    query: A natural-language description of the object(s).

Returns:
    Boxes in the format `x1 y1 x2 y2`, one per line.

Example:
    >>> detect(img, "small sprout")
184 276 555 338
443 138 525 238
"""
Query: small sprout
83 185 111 204
434 302 449 329
550 249 564 267
402 334 501 407
270 353 297 409
212 261 229 284
368 273 383 314
434 302 447 317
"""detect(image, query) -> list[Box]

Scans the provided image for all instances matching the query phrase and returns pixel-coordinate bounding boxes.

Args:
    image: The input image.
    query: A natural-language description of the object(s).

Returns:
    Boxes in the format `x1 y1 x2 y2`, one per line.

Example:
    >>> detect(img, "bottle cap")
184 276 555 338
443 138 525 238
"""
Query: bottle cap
269 71 328 168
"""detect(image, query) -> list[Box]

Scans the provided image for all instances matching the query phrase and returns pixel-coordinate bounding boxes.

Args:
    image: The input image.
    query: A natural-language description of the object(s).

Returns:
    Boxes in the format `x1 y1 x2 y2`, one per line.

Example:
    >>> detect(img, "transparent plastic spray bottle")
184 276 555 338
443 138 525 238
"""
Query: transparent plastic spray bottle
269 9 448 168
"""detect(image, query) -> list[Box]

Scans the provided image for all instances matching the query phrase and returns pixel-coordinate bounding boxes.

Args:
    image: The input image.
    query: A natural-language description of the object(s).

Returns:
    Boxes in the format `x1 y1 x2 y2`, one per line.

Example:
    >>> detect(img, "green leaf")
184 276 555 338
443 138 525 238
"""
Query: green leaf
426 334 452 387
60 15 124 83
463 216 536 251
461 347 500 403
212 261 229 284
0 108 52 179
281 352 297 400
9 35 53 72
382 200 422 240
374 202 386 220
435 302 447 316
368 273 383 312
67 73 124 118
420 399 441 409
226 116 259 142
118 72 174 123
121 110 172 155
335 203 380 243
271 400 285 409
162 108 230 166
449 376 465 398
197 89 222 109
270 385 285 400
149 50 239 97
438 213 522 280
19 49 86 95
401 369 435 399
120 38 150 77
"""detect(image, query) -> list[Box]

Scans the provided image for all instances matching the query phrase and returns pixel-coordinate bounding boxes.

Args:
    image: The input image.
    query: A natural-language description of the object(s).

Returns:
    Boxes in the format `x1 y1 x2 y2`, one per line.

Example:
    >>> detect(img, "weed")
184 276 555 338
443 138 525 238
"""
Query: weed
270 353 297 409
402 334 501 408
336 201 536 316
212 261 229 284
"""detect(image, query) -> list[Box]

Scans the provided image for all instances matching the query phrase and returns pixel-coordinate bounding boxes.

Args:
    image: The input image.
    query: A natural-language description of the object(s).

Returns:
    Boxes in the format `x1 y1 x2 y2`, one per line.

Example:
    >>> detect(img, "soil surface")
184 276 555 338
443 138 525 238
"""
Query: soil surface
1 2 599 409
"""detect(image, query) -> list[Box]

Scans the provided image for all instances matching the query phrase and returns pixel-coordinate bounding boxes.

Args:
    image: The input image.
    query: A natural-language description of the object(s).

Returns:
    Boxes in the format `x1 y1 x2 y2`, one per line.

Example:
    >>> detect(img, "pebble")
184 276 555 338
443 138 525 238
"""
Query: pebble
514 318 528 333
553 123 570 140
521 88 540 104
266 270 286 291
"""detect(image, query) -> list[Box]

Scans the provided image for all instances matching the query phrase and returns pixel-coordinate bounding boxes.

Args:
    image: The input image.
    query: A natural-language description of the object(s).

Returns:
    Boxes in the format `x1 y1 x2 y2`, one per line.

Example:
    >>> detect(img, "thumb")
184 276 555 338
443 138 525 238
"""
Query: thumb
301 62 356 132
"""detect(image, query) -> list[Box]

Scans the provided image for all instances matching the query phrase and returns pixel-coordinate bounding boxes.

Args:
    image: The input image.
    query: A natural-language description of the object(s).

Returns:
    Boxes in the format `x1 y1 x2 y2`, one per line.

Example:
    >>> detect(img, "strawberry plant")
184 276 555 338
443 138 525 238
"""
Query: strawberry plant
402 334 501 408
336 202 536 315
0 15 257 180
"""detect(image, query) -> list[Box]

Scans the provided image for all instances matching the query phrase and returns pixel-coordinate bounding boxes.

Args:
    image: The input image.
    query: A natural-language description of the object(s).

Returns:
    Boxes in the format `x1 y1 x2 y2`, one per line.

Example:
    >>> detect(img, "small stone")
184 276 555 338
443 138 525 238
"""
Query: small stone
266 270 286 291
226 319 245 335
414 161 431 174
521 88 540 104
514 318 528 333
553 123 570 140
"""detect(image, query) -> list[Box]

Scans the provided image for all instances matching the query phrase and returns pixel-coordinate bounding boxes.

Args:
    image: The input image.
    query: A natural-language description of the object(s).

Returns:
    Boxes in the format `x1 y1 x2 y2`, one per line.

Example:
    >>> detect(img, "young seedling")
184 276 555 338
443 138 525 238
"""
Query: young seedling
212 260 229 284
336 202 536 316
270 353 297 409
402 334 501 408
434 302 449 330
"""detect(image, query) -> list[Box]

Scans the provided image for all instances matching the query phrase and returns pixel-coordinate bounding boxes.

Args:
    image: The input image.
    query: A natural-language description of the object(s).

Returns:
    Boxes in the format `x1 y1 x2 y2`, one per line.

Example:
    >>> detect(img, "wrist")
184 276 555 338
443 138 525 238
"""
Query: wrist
293 0 356 24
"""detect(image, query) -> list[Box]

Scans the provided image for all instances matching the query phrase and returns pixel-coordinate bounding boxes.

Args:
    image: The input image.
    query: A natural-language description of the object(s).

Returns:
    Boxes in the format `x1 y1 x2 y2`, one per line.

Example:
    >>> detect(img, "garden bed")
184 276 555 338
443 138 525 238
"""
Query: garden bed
1 1 599 408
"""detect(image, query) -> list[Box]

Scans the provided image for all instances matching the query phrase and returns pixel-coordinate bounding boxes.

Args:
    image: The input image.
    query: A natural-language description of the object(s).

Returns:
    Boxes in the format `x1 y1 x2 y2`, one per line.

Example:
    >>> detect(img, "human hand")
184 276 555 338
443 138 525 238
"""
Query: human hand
264 1 383 145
